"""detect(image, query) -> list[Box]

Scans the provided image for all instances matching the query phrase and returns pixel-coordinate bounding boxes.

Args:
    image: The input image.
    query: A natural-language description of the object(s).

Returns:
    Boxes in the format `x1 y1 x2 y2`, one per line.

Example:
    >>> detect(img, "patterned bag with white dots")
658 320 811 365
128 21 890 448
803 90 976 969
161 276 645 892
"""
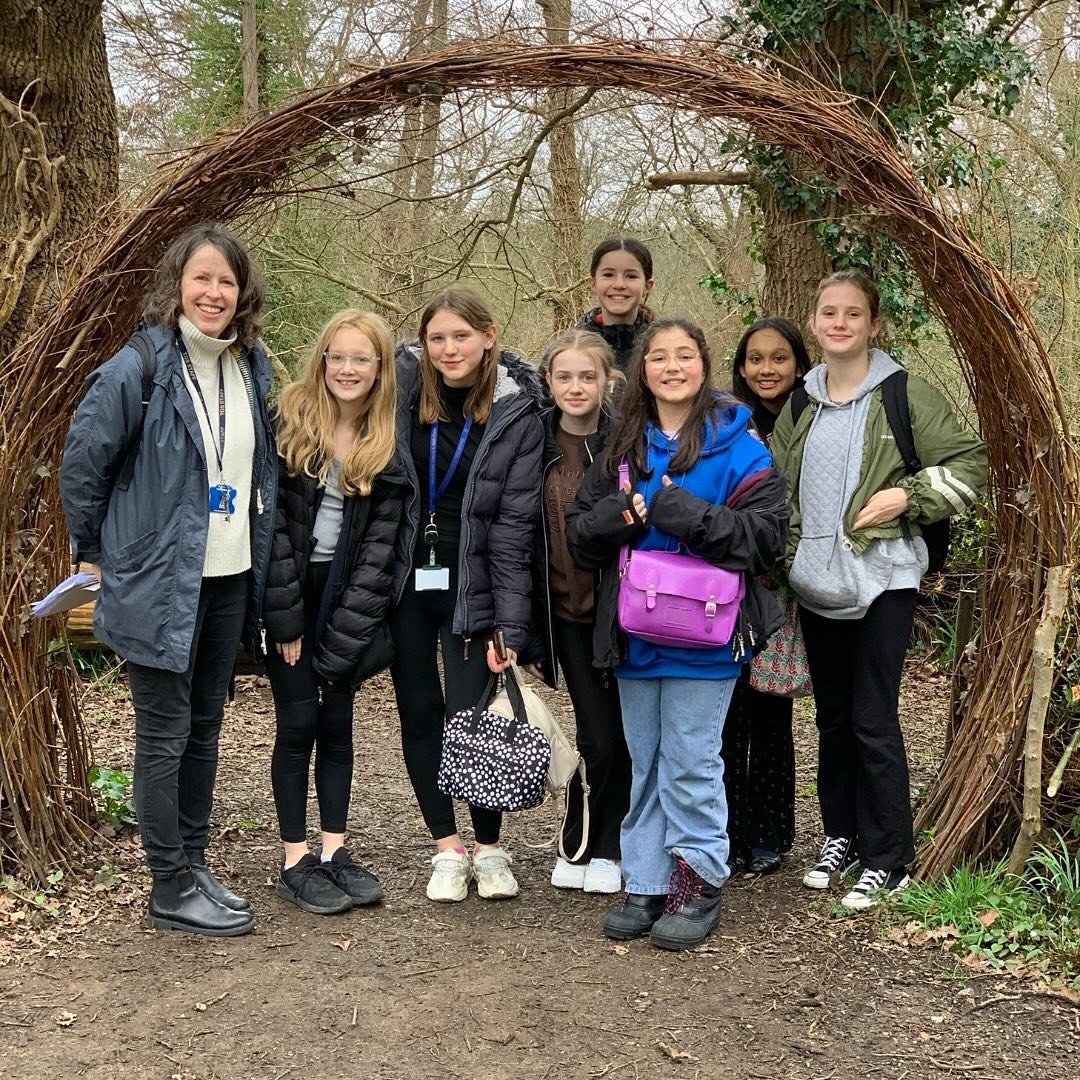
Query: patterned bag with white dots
438 668 551 812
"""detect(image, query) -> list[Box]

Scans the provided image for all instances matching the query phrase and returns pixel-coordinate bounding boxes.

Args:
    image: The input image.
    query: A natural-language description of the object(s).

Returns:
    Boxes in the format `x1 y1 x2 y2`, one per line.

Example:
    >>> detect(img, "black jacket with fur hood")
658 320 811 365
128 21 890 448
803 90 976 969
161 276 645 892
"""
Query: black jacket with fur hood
392 344 545 653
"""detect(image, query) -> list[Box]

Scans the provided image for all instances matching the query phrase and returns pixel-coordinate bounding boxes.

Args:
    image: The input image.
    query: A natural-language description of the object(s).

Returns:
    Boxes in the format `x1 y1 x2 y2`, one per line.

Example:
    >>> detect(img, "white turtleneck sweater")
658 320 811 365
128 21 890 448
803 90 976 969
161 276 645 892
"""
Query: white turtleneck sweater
178 314 256 578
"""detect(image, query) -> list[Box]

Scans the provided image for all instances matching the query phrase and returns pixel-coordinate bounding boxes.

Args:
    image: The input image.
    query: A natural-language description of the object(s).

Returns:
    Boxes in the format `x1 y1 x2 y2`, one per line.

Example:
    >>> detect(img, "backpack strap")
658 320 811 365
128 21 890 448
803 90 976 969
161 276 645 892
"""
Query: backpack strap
114 329 156 492
881 369 920 474
790 383 810 425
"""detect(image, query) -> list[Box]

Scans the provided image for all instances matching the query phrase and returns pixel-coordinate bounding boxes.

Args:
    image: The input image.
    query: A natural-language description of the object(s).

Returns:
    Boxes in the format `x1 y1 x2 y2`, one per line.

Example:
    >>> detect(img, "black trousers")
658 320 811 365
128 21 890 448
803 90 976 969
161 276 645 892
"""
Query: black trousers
127 573 248 877
388 575 501 845
799 589 917 870
265 560 355 844
553 617 630 862
722 669 796 857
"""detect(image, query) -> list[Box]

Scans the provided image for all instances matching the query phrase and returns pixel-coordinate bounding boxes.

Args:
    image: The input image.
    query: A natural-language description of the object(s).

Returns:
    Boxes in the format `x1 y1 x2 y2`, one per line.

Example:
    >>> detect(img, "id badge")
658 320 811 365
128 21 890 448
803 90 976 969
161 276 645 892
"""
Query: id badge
209 482 237 515
415 564 450 591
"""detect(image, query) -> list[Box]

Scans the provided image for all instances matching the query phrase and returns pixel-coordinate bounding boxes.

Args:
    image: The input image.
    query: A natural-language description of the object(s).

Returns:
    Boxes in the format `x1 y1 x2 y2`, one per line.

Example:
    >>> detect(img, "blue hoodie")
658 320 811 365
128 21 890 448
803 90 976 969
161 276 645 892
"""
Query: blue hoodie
621 400 773 680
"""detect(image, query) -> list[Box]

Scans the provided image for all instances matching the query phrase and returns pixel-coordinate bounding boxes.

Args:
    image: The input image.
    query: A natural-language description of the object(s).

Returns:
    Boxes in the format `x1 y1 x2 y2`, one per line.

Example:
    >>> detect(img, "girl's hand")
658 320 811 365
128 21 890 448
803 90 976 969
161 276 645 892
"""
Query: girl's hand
276 638 302 666
622 480 647 524
853 487 909 530
487 645 518 674
523 662 545 681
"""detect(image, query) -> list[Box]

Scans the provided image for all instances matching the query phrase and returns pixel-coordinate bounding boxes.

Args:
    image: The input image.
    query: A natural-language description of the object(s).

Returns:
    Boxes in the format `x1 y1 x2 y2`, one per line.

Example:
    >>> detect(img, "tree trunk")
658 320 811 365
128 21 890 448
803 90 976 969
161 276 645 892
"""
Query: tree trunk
241 0 259 122
0 0 118 361
539 0 587 331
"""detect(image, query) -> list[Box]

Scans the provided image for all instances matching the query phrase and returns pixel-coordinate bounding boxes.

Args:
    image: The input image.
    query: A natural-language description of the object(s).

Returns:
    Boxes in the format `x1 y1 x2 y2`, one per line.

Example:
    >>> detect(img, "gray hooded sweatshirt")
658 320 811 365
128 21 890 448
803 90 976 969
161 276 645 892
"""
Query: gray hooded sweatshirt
789 348 927 620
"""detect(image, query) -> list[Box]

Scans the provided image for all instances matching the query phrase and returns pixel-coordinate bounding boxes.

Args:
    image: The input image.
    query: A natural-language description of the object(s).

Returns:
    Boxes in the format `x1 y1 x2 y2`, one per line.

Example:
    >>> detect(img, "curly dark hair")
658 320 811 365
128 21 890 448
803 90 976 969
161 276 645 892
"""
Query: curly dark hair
730 316 812 408
141 222 266 348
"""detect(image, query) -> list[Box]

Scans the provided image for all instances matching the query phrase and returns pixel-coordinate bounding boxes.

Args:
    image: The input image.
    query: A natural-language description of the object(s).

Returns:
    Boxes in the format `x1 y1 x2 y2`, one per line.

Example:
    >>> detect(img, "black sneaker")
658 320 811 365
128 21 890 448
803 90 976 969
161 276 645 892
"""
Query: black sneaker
602 893 666 940
323 847 384 906
649 859 723 951
841 867 911 910
802 836 859 890
276 853 352 914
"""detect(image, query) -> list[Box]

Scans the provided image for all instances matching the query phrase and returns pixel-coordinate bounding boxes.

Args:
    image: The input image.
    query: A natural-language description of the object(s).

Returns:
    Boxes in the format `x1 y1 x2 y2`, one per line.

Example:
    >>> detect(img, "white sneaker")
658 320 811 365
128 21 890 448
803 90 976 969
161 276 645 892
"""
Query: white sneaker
426 850 472 902
841 867 910 911
583 858 622 894
473 845 519 900
550 858 587 889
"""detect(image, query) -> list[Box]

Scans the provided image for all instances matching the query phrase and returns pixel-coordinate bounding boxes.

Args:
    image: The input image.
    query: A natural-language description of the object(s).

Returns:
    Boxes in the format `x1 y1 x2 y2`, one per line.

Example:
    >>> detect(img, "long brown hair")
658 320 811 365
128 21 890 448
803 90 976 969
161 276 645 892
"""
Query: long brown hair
275 309 397 496
417 284 499 425
605 316 734 479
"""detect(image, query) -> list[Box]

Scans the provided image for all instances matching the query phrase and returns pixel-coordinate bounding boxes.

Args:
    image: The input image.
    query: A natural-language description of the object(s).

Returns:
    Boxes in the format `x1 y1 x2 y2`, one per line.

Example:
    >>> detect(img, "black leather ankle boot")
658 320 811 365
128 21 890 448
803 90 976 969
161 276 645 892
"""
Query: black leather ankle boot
187 852 251 911
147 869 253 937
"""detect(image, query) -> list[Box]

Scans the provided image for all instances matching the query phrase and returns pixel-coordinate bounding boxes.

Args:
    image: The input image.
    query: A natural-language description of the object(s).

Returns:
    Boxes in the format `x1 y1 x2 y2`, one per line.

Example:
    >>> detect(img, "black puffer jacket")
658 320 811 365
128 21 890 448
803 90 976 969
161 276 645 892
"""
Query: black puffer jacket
392 345 545 652
577 308 650 373
262 451 409 688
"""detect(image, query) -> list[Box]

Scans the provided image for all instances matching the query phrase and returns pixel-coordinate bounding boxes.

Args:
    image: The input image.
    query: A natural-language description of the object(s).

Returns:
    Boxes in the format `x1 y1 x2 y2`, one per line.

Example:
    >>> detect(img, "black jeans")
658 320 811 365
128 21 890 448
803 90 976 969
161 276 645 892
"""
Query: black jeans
265 560 355 843
799 589 917 870
388 575 501 845
128 573 248 877
553 617 630 862
722 669 796 857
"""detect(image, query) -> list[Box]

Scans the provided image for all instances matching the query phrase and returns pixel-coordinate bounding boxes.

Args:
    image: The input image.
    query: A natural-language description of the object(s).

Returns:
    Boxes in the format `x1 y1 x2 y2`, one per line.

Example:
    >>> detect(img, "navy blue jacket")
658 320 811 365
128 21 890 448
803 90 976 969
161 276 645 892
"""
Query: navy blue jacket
59 323 277 672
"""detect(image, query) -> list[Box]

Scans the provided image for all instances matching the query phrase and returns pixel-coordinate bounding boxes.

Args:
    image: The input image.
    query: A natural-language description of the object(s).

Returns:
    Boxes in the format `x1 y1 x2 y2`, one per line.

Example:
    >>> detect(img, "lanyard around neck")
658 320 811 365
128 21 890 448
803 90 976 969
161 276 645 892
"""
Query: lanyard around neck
177 335 226 477
428 416 474 515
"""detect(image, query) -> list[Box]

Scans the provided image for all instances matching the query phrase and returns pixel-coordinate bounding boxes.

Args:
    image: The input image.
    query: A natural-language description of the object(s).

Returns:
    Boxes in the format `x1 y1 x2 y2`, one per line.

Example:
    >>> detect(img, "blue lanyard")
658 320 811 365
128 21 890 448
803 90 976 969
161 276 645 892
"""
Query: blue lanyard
428 417 473 515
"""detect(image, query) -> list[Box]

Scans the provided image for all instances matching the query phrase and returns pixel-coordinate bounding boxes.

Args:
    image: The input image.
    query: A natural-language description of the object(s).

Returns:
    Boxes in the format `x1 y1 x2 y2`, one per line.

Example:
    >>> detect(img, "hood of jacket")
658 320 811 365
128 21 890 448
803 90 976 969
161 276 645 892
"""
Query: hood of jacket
541 404 612 466
644 396 756 460
802 348 900 406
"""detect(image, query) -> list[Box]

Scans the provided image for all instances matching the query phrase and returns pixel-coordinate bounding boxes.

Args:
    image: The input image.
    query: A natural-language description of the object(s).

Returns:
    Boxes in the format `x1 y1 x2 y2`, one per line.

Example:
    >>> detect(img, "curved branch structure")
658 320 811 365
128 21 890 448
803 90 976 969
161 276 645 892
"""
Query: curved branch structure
3 40 1077 877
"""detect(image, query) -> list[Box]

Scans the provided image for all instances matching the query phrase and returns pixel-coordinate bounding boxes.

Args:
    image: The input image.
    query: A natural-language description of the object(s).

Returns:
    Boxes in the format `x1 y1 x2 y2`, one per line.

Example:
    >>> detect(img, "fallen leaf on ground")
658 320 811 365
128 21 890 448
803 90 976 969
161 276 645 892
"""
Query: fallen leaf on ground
56 1011 76 1027
657 1040 698 1062
332 939 352 952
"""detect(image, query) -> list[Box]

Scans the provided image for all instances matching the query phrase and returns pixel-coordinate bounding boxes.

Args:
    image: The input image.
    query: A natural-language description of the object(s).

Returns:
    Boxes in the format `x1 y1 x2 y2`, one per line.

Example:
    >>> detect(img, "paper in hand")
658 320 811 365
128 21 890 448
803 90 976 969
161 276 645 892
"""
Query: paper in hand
31 572 100 618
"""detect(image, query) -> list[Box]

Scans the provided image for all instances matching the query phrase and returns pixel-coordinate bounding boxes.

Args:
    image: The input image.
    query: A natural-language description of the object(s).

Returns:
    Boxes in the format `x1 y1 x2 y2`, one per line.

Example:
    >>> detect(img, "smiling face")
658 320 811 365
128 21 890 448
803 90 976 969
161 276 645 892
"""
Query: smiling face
589 249 653 325
810 282 882 364
642 327 705 421
739 327 799 411
546 347 607 426
179 243 240 338
323 326 380 410
424 308 496 388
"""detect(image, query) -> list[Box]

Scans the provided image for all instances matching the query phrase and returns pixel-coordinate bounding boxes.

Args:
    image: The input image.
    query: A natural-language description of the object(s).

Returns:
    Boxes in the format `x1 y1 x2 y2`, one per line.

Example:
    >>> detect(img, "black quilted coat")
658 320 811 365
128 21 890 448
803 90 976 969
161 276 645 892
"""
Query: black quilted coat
392 344 545 653
262 451 409 688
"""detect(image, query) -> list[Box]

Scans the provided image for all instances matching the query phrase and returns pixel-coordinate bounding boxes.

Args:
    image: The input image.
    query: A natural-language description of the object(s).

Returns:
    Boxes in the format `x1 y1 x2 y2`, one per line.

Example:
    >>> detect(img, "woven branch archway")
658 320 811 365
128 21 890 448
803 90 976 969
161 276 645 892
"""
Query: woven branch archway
3 40 1078 879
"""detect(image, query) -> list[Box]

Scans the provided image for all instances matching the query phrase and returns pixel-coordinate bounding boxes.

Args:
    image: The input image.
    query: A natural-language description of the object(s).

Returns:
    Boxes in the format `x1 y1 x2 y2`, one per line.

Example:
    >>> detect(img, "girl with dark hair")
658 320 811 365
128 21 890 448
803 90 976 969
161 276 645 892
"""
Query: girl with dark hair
577 237 655 372
262 310 406 915
525 329 630 895
566 317 789 951
772 271 986 909
60 222 277 937
722 317 812 875
388 284 545 903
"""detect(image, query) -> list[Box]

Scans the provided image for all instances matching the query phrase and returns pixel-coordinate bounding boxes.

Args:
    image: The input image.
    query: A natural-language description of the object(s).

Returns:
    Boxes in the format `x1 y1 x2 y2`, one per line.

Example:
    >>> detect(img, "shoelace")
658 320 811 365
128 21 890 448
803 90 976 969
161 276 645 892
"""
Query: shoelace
853 868 888 892
817 837 851 872
664 859 703 914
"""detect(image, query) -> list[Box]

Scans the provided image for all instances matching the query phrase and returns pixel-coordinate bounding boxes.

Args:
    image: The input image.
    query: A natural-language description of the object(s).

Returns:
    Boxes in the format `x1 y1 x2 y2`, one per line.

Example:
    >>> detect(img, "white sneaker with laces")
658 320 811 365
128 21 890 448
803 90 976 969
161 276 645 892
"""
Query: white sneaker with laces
426 850 472 903
583 858 622 894
841 867 911 910
473 845 519 900
550 857 587 889
803 835 858 889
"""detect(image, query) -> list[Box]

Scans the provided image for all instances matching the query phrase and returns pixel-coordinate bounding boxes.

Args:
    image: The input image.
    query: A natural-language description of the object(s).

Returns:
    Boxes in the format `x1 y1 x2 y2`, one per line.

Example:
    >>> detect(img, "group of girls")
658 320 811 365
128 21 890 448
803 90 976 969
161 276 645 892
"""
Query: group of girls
59 221 985 952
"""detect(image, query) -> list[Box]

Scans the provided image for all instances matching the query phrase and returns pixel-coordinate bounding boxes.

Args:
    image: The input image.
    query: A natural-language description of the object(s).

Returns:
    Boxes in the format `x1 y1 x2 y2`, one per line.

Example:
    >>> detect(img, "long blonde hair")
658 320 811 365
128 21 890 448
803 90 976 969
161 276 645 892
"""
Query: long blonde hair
418 284 499 425
276 309 397 496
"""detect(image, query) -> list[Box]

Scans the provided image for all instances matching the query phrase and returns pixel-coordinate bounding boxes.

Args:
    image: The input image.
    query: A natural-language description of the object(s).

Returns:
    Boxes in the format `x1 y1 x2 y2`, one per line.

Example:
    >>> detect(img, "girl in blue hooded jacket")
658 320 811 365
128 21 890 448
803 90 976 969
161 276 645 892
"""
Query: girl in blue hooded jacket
566 317 789 951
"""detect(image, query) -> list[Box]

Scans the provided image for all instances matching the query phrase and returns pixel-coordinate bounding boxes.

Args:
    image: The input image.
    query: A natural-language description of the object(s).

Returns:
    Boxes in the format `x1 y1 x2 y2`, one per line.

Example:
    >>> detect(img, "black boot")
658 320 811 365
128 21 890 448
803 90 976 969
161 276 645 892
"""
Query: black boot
602 893 666 940
147 869 254 937
187 852 251 911
650 859 722 951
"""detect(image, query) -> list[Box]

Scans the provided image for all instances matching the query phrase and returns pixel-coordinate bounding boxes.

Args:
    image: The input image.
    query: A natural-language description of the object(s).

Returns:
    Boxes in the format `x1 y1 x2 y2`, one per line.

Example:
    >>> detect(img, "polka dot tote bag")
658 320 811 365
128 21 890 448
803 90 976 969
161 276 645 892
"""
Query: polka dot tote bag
438 670 551 812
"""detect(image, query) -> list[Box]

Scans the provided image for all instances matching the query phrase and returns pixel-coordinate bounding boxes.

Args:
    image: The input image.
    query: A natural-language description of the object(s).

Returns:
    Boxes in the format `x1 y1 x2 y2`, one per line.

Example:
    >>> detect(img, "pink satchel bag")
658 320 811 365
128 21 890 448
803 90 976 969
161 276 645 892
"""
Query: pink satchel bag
616 459 745 650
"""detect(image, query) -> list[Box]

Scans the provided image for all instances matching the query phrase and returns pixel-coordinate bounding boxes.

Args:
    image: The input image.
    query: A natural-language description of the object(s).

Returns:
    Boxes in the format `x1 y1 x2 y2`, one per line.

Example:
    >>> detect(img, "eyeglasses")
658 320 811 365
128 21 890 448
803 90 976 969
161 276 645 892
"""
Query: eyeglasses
324 352 378 369
644 351 701 367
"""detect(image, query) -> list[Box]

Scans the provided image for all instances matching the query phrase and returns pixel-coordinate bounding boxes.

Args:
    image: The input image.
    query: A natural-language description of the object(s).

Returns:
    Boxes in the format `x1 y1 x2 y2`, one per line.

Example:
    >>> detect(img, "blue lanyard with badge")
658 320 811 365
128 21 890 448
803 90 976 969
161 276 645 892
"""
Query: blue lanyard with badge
177 335 248 522
416 416 473 591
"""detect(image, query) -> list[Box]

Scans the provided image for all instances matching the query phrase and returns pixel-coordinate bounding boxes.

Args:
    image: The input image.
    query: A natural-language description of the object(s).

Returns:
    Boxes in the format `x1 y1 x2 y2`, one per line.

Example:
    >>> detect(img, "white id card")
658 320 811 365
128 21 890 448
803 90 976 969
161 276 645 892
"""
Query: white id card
415 565 450 591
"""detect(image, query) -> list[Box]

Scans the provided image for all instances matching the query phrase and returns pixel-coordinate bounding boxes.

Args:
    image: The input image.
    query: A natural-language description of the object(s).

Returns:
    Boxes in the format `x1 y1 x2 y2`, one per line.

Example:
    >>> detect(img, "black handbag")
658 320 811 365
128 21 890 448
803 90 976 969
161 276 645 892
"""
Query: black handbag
437 669 551 812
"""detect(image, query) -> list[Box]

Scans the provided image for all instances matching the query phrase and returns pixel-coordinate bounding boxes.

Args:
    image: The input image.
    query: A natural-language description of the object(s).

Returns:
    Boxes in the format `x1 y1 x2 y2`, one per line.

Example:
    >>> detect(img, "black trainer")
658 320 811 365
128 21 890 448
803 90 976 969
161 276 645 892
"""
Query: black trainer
649 859 723 951
603 893 666 940
188 856 251 911
323 847 384 906
841 866 911 910
276 854 352 914
147 868 254 937
802 836 859 889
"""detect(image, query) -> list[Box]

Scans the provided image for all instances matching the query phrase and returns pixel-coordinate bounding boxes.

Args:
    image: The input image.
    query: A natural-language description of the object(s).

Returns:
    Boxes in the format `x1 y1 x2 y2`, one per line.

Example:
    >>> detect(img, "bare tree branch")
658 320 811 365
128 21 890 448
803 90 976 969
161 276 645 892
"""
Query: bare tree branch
644 168 751 190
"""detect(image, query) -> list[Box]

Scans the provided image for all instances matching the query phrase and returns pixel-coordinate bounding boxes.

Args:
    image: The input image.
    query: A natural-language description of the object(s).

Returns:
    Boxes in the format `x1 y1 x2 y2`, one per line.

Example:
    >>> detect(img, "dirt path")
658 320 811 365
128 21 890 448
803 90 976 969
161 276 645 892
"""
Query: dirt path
2 665 1077 1080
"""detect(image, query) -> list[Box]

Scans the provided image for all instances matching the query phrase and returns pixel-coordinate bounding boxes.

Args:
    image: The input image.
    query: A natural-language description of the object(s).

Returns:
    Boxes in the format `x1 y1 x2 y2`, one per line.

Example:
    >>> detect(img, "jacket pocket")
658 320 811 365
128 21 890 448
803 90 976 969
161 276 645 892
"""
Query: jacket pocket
108 528 163 573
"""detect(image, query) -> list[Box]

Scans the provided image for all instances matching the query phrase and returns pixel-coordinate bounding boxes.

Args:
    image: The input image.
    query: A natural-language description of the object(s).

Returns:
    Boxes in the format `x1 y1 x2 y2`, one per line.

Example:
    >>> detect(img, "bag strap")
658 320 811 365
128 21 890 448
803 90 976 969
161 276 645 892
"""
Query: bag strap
790 383 810 425
555 759 590 863
881 369 920 474
468 672 501 729
618 456 632 572
115 329 156 492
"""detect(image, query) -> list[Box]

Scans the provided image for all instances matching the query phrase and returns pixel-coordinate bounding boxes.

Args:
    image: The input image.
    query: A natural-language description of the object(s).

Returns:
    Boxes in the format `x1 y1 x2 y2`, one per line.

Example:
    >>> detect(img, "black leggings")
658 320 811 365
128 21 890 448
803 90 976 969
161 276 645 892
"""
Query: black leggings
388 575 502 845
266 560 355 844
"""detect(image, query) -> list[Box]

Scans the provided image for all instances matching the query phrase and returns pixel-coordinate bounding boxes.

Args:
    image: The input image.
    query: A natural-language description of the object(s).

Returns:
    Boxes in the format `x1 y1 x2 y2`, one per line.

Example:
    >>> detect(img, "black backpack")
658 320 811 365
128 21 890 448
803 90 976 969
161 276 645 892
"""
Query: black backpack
790 370 950 574
114 328 157 491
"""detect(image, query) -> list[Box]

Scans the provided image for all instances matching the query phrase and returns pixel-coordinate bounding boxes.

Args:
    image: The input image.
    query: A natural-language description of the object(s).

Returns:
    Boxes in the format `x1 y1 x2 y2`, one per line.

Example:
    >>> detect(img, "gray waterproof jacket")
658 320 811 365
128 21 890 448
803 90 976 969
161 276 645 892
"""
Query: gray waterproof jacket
59 323 277 672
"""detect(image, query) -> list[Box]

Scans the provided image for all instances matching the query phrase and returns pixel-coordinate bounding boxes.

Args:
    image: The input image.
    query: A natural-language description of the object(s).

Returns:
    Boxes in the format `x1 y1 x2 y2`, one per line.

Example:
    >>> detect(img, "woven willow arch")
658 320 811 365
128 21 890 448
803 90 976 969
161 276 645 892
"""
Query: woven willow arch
4 41 1077 877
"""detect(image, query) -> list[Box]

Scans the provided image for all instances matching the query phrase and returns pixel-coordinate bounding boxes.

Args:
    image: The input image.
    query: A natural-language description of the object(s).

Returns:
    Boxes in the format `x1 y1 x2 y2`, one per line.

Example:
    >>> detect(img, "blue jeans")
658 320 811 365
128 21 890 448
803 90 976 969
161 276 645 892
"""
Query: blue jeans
616 676 736 893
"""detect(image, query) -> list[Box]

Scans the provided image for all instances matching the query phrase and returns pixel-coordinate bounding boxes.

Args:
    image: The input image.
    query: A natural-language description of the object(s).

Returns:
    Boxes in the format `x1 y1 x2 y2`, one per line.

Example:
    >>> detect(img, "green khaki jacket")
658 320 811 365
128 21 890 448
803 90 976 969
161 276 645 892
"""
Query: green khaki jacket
771 373 987 571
